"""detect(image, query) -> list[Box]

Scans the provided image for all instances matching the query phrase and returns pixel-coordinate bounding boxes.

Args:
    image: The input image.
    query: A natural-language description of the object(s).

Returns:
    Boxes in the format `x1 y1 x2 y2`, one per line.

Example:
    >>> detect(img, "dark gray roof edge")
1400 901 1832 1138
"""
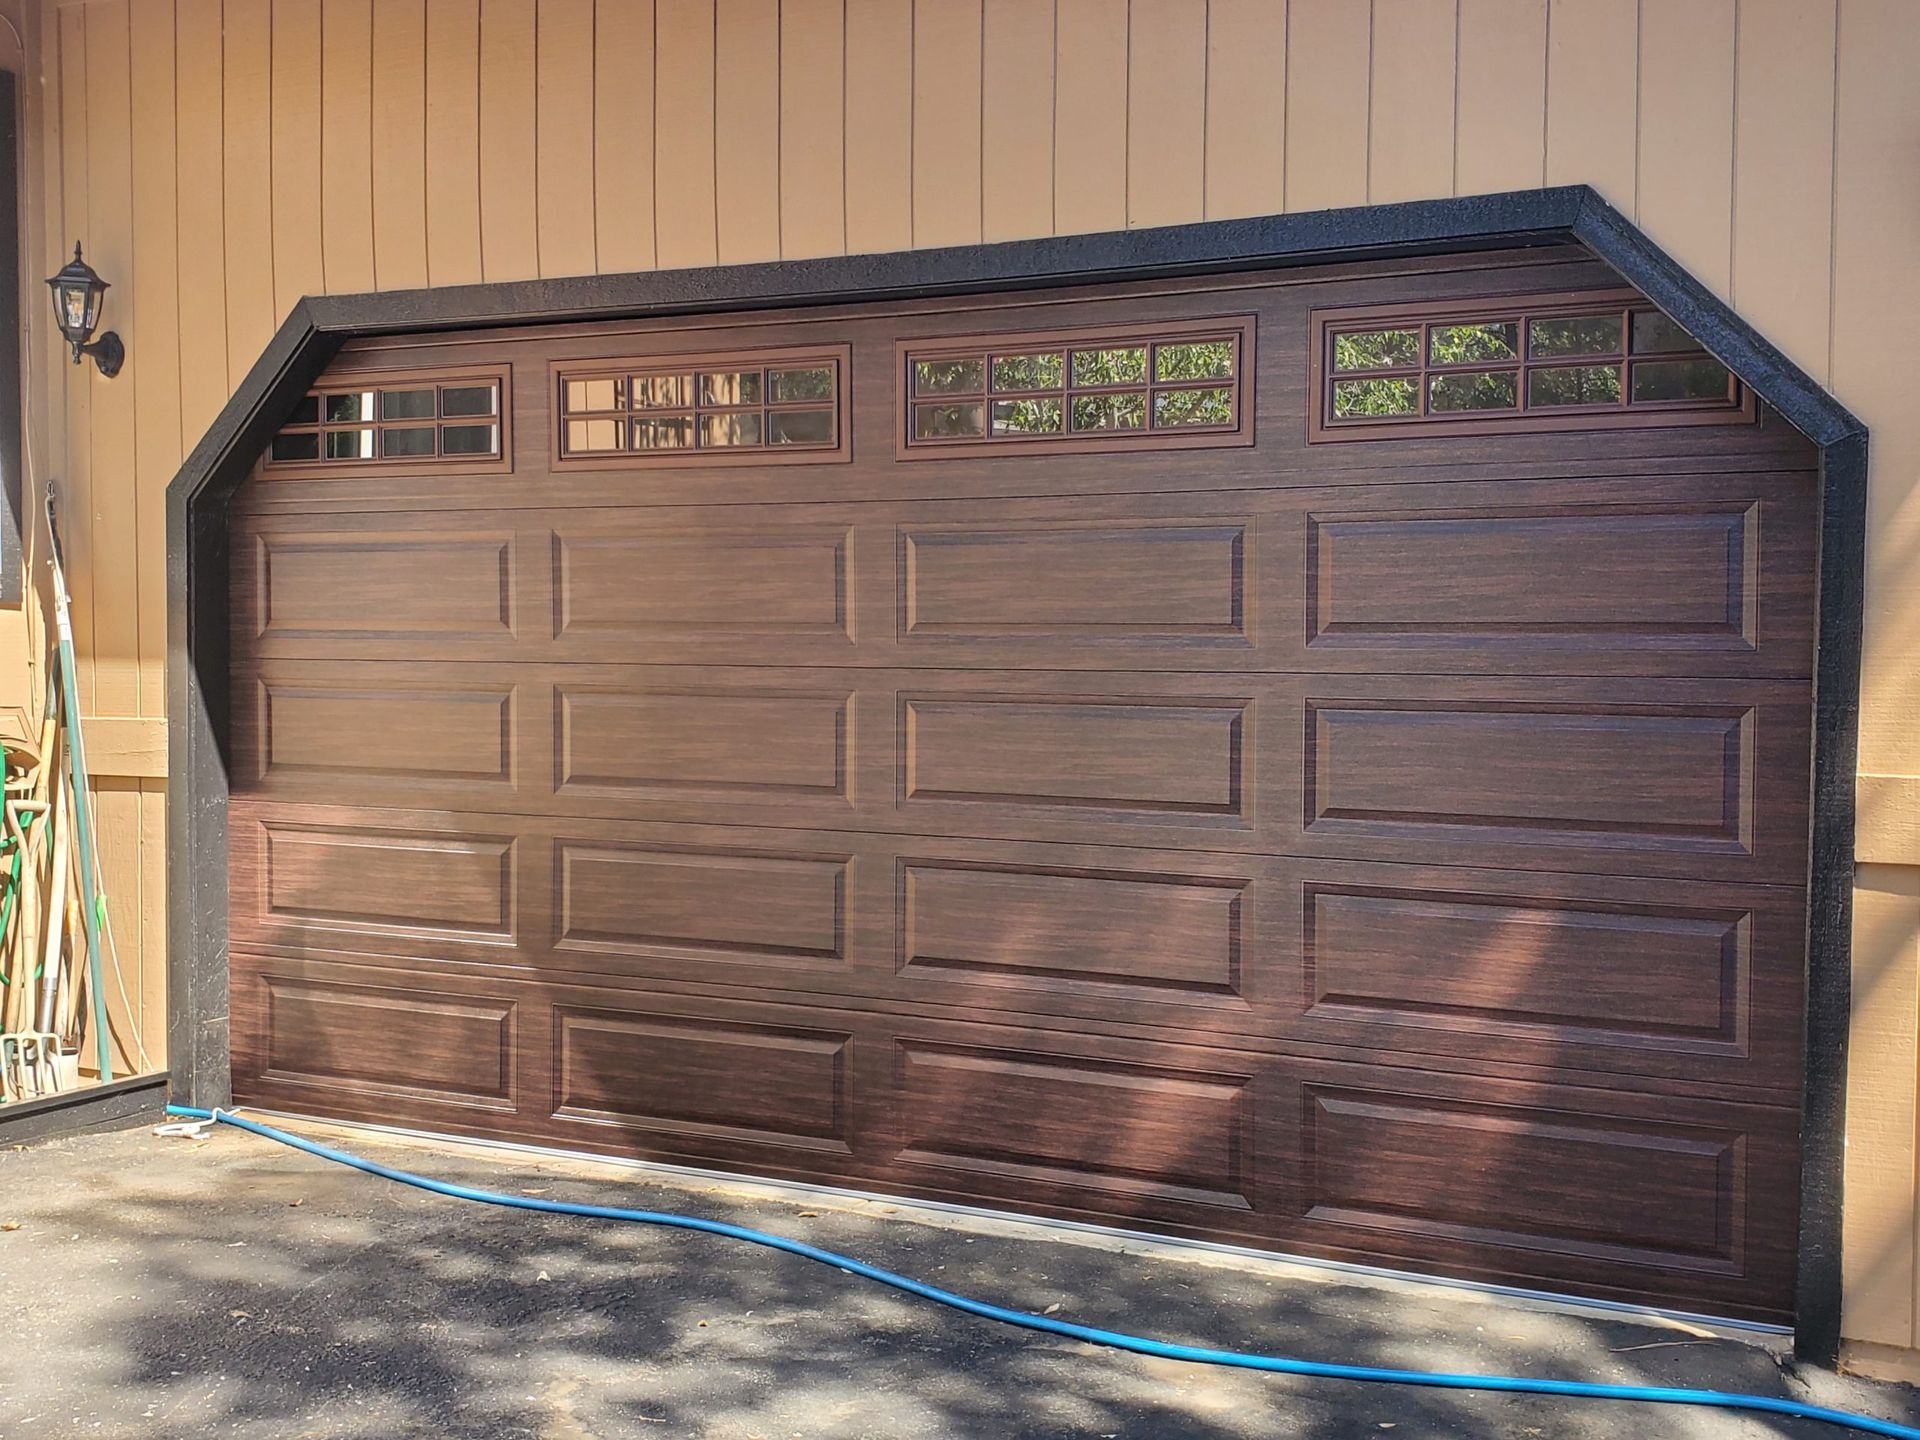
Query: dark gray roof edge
163 185 1862 508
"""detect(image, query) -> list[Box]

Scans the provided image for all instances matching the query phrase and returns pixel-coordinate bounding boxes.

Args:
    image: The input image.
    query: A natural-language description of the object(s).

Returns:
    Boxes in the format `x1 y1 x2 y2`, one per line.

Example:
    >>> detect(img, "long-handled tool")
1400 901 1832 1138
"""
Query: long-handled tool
45 492 110 1084
0 790 53 1100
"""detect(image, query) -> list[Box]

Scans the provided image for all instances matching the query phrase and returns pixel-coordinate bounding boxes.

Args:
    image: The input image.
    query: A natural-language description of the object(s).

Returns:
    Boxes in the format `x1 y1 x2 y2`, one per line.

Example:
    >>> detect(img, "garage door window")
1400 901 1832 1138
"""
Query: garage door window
1310 290 1752 440
554 345 851 467
897 316 1254 458
266 372 506 470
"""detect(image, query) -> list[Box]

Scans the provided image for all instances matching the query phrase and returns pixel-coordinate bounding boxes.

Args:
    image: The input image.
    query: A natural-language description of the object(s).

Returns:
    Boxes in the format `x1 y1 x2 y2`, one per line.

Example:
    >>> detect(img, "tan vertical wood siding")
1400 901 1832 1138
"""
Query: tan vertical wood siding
24 0 1920 1366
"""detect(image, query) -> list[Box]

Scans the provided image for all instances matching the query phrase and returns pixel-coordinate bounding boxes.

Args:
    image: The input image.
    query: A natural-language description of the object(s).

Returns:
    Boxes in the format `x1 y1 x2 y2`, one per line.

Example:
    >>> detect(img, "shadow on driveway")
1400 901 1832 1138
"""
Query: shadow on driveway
2 1121 1916 1438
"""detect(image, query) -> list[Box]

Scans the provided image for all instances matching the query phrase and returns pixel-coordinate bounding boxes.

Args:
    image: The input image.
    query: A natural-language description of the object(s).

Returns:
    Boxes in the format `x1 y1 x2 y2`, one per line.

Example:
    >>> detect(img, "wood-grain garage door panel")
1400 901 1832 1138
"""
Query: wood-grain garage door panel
1305 503 1758 650
231 471 1815 679
229 258 1819 1324
234 664 1808 883
550 1005 854 1152
1303 885 1749 1052
554 526 852 642
258 821 517 941
247 529 518 643
1305 701 1752 850
555 686 851 802
1299 1084 1746 1272
255 973 518 1113
899 859 1246 1000
229 955 1798 1321
901 692 1249 818
554 841 850 966
228 807 1806 1099
902 522 1248 640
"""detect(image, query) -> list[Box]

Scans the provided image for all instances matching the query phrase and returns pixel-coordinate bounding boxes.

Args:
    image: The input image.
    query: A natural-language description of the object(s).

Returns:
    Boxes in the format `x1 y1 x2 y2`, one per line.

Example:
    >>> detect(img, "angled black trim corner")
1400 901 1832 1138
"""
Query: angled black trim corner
162 185 1866 1365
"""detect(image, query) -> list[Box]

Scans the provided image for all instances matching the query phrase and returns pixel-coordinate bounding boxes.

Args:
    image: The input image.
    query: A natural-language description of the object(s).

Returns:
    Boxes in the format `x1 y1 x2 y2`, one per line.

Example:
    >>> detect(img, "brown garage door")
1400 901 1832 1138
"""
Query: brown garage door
227 248 1815 1325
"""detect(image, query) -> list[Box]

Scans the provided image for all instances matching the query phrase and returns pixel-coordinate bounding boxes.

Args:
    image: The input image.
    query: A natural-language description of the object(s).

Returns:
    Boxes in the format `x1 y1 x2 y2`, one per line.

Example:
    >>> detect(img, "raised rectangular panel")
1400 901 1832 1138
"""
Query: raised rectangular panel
552 1006 852 1148
902 523 1246 638
261 978 515 1108
904 695 1246 816
556 842 847 962
1306 701 1750 850
259 681 513 782
556 687 848 798
262 823 514 939
894 1041 1252 1208
253 531 514 639
1303 886 1745 1050
1307 504 1755 649
900 860 1244 998
1302 1086 1742 1270
553 527 849 637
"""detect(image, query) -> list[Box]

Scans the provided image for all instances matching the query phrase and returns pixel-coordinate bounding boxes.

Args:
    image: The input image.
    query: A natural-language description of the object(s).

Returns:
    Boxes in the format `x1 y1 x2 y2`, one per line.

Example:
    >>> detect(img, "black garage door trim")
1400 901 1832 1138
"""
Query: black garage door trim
163 184 1867 1364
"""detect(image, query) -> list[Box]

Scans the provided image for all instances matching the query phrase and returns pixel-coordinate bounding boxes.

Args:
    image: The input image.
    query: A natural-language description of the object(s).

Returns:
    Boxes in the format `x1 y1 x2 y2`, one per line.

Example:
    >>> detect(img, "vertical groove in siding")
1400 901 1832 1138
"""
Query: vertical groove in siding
371 0 430 290
715 0 781 264
270 0 326 314
223 0 276 362
1542 0 1636 212
1635 0 1734 295
1366 0 1458 204
980 0 1053 243
779 0 845 259
1454 0 1546 196
477 0 538 281
653 0 719 268
1127 0 1206 229
83 1 141 1073
128 0 179 724
1729 0 1836 385
1203 0 1286 220
424 0 484 287
1836 0 1920 779
137 780 167 1069
593 0 656 274
1054 0 1127 235
843 0 911 253
909 0 981 249
56 1 90 713
319 0 375 290
129 0 179 1068
1283 0 1369 212
83 0 133 720
535 0 596 278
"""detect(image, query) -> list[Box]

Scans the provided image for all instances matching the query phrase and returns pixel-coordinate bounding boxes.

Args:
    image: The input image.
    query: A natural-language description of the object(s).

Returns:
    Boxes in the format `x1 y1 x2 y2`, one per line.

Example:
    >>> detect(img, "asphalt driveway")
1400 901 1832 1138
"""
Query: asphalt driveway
2 1116 1917 1439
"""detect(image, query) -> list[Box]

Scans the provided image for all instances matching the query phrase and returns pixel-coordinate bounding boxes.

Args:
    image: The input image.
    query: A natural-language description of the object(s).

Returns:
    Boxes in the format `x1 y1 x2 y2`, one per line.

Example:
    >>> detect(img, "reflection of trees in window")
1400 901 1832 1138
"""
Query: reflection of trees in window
905 324 1247 452
1320 298 1739 434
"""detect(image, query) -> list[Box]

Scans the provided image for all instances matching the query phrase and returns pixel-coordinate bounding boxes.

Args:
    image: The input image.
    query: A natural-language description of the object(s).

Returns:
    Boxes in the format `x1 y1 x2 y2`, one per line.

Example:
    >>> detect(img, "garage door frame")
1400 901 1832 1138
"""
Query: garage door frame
162 184 1867 1363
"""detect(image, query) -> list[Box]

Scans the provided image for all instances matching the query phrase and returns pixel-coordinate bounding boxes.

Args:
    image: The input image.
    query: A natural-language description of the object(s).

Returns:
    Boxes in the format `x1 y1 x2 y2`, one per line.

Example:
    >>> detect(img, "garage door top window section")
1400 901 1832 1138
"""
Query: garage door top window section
266 371 505 470
1310 288 1753 441
898 316 1255 459
555 344 851 467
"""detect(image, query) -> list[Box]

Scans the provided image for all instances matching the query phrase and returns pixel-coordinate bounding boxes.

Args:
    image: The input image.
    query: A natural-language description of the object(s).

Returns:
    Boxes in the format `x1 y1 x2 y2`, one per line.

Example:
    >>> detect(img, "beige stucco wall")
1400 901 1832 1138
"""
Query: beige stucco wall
19 0 1920 1373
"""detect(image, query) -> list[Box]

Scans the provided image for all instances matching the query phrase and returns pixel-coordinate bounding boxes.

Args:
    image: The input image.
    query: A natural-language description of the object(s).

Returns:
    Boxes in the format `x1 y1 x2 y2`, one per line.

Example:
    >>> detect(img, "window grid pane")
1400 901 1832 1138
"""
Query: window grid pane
559 355 843 458
268 374 507 466
1321 301 1736 430
905 328 1243 449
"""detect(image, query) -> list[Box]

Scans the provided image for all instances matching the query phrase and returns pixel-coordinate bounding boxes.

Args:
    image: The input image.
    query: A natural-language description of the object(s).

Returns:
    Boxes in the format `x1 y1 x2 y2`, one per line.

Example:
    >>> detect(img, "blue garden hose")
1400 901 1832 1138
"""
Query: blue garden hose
165 1103 1920 1439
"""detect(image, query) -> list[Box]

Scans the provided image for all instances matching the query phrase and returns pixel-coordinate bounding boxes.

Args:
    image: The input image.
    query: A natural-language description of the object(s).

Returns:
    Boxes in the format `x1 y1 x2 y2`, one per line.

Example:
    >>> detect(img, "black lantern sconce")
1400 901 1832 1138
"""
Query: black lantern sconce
46 243 123 378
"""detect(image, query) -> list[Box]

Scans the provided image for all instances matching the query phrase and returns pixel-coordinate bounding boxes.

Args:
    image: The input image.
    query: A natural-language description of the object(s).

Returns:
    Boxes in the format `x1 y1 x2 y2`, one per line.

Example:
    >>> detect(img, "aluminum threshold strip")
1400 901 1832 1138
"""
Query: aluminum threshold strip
242 1106 1790 1340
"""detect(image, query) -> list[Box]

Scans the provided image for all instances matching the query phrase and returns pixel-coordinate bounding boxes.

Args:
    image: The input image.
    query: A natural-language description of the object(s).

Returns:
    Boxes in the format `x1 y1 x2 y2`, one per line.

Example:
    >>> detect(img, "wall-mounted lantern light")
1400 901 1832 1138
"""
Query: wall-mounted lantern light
46 243 123 378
